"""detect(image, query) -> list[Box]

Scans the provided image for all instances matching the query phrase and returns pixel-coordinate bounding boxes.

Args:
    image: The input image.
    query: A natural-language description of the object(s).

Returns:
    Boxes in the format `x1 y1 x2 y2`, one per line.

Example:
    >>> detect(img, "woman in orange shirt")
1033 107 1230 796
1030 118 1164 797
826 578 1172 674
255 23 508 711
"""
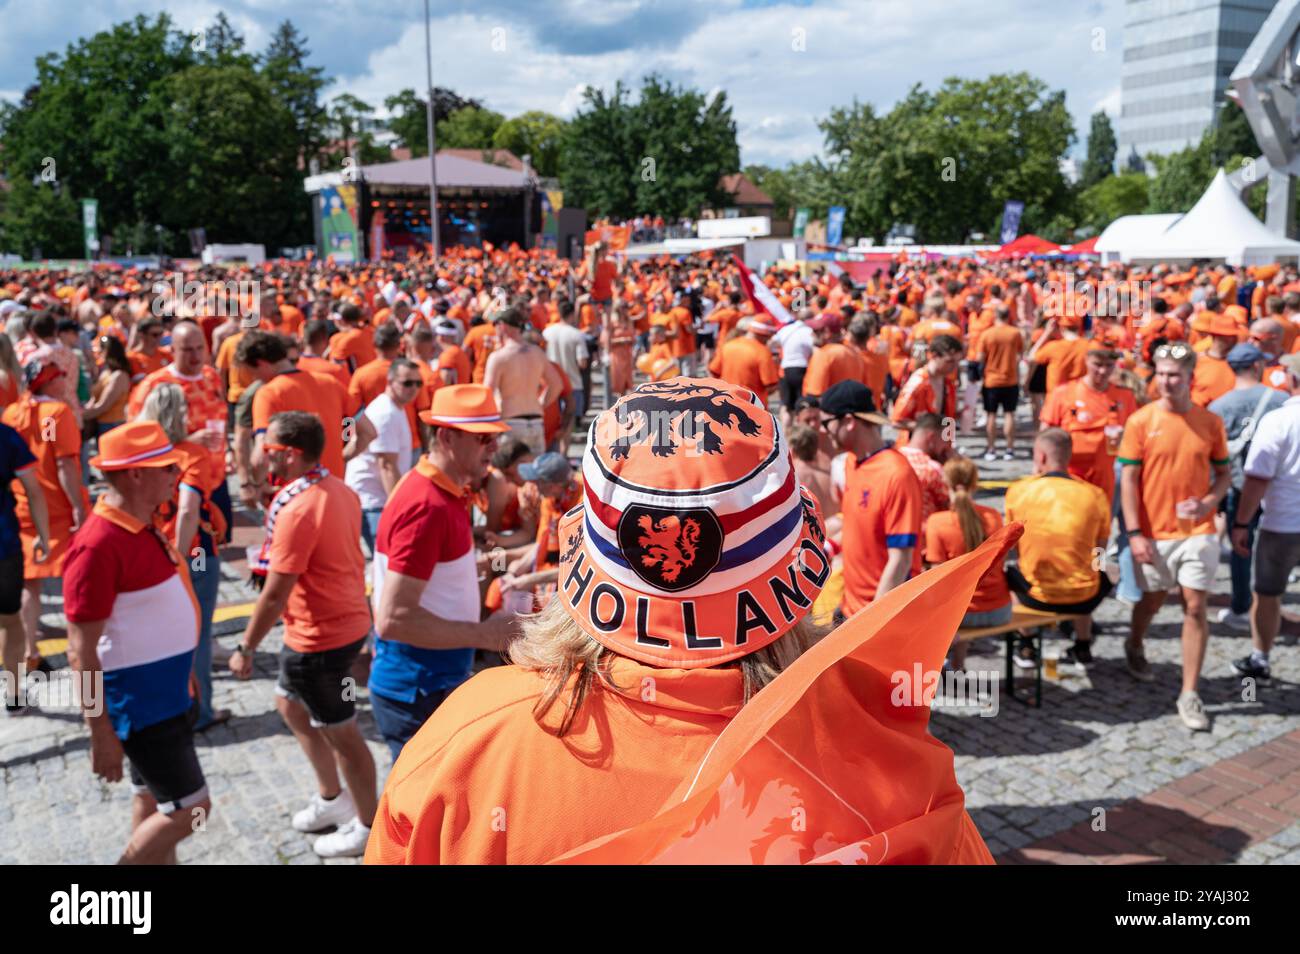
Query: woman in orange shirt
83 336 132 434
924 456 1011 669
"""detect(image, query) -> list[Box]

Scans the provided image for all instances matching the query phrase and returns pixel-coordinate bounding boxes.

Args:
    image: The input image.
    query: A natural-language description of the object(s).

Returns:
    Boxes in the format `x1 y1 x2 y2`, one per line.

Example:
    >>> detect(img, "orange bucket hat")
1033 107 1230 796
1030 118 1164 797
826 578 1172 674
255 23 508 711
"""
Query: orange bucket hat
89 420 185 471
556 377 829 669
418 383 510 433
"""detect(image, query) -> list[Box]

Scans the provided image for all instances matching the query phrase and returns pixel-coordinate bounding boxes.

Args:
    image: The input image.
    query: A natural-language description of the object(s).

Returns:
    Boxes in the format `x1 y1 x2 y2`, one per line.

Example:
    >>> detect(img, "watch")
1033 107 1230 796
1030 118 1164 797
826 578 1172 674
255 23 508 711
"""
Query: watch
235 643 254 656
1125 528 1143 538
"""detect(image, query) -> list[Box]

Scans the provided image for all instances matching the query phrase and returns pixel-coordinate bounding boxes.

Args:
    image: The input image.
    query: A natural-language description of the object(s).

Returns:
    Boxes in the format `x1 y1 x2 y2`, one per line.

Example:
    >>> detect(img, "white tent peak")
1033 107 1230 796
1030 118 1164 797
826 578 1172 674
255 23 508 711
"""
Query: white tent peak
1098 167 1300 265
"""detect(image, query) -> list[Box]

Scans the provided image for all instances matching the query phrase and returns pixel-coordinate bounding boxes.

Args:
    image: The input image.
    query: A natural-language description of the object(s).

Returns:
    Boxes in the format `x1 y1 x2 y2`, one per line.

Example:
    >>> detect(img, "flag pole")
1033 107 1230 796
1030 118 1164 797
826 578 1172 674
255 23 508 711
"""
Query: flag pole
423 0 441 265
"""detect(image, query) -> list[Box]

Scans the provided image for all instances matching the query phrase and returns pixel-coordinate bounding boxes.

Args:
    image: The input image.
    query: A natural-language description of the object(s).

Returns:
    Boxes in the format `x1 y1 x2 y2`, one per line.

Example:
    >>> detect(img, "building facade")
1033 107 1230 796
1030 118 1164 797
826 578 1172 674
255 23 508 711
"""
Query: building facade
1119 0 1278 164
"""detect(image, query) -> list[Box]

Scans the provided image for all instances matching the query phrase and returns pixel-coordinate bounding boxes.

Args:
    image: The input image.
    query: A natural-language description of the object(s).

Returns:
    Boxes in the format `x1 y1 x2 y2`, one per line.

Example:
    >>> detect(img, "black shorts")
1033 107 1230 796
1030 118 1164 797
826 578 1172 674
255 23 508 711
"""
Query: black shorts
276 636 366 727
0 550 23 615
981 385 1020 414
1006 565 1113 615
1028 363 1048 395
696 329 716 350
779 367 806 412
123 710 208 814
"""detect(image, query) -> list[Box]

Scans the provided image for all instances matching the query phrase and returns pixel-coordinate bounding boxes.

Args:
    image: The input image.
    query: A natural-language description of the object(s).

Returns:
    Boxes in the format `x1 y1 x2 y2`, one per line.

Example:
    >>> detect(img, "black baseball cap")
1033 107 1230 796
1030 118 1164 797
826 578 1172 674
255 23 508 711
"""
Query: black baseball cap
818 380 889 426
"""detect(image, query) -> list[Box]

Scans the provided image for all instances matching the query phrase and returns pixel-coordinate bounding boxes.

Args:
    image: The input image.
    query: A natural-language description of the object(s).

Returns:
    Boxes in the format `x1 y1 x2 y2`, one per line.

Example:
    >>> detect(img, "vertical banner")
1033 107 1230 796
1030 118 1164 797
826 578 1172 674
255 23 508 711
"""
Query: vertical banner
81 199 99 261
370 210 386 262
320 184 361 265
793 207 810 238
999 200 1025 244
826 205 846 247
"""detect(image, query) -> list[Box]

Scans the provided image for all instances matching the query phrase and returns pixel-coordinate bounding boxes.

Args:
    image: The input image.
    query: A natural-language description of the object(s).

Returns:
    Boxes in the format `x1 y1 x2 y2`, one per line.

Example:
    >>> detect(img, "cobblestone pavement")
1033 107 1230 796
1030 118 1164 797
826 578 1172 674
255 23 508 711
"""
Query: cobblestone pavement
2 406 1298 864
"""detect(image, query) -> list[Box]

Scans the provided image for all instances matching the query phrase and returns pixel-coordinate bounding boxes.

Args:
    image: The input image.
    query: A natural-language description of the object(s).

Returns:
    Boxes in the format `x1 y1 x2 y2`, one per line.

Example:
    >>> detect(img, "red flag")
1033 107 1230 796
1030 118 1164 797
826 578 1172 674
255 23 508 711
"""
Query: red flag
549 523 1022 865
732 254 796 325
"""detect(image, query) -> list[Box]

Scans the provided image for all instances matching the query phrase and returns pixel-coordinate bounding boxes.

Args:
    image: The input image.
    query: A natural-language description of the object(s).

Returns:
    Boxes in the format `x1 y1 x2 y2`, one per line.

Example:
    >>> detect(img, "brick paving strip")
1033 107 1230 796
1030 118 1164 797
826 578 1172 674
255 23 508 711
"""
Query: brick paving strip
998 729 1300 864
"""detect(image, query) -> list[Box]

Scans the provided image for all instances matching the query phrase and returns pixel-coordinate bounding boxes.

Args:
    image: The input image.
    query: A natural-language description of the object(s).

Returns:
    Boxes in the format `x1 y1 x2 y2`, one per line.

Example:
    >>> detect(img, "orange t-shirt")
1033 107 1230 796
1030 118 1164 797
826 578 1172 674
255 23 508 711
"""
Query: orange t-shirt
856 340 890 407
1039 379 1137 503
279 304 305 337
668 306 695 358
924 506 1010 613
297 355 349 389
709 306 742 341
127 348 171 382
3 397 89 576
215 332 255 403
802 342 865 396
840 447 923 616
1034 337 1090 393
707 336 780 397
592 260 617 300
463 324 500 384
365 659 743 864
328 327 377 376
1116 402 1230 540
268 473 370 652
252 369 356 476
437 344 472 385
128 366 227 470
349 357 393 409
978 324 1023 388
1190 353 1236 407
157 440 228 552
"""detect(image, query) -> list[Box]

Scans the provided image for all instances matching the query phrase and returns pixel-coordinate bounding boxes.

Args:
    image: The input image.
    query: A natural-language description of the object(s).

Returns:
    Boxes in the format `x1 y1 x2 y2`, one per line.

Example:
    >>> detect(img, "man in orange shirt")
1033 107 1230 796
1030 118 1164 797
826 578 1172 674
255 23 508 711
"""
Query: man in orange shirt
433 319 472 385
824 380 922 618
126 318 171 382
1038 346 1137 505
230 411 377 858
239 330 375 489
848 316 889 408
976 304 1023 460
706 291 745 343
462 318 500 384
665 293 697 377
1190 311 1240 406
348 323 403 410
1119 342 1230 731
708 317 780 397
297 320 349 388
802 314 864 396
891 334 962 447
1028 314 1090 393
327 304 377 377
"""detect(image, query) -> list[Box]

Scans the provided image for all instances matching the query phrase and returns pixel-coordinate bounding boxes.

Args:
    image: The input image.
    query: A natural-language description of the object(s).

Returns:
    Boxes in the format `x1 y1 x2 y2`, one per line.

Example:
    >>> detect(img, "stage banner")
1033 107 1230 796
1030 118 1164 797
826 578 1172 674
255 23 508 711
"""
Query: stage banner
584 224 630 250
793 207 810 238
370 210 386 261
320 184 361 265
81 200 99 260
999 200 1025 244
826 205 846 247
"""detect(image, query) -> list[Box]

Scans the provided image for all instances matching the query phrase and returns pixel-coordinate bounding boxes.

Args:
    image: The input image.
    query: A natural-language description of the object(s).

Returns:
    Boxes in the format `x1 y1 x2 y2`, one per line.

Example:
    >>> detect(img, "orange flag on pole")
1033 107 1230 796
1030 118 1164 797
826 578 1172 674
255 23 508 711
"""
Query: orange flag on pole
549 523 1022 865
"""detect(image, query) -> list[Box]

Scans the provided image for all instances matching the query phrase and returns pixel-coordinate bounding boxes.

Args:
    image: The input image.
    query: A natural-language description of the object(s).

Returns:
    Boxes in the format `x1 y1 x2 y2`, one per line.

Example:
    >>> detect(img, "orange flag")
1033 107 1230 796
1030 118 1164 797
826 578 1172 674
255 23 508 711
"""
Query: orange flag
550 523 1022 865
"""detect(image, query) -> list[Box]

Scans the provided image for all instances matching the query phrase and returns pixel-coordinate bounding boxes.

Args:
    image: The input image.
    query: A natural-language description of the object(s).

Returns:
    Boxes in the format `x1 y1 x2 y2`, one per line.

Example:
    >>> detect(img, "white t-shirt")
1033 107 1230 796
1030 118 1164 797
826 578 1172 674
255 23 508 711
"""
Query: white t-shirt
543 322 589 390
772 321 814 370
345 392 413 511
1243 395 1300 533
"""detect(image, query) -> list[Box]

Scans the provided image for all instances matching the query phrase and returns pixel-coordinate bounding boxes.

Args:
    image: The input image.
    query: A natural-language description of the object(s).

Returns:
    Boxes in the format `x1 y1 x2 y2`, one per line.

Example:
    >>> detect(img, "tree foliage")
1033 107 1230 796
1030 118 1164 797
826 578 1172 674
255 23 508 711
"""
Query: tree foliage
383 87 483 157
437 106 505 150
559 75 739 219
493 111 567 177
1078 173 1148 232
1080 112 1117 190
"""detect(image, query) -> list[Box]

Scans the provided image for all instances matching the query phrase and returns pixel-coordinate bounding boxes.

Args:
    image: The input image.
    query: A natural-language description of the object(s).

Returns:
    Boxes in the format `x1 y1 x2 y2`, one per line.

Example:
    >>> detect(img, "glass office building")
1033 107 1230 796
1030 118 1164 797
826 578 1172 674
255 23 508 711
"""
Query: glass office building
1119 0 1279 164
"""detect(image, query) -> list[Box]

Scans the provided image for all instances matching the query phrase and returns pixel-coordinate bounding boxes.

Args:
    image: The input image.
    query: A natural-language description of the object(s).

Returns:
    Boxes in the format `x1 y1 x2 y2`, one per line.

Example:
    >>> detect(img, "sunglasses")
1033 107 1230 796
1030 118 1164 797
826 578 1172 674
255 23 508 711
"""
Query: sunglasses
396 379 423 389
1153 343 1194 362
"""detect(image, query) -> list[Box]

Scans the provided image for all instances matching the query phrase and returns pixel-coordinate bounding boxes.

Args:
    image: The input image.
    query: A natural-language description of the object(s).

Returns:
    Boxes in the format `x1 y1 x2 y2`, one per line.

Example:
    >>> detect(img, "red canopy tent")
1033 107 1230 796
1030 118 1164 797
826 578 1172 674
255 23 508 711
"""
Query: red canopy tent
991 234 1059 259
1064 236 1098 255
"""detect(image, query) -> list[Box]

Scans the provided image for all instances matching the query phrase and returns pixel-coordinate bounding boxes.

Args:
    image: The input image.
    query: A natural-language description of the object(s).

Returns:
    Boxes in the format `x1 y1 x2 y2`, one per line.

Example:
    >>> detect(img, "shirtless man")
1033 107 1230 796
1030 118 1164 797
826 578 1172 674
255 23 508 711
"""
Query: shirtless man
483 307 563 456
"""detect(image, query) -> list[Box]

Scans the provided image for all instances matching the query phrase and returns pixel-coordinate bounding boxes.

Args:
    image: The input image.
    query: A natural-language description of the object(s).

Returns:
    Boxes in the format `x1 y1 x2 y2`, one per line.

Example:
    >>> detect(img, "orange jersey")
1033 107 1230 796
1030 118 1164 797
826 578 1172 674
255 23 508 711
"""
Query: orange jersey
252 369 357 476
328 327 377 376
802 342 865 396
840 447 922 615
924 506 1010 613
707 336 780 397
1033 337 1090 393
1039 379 1137 503
977 324 1023 388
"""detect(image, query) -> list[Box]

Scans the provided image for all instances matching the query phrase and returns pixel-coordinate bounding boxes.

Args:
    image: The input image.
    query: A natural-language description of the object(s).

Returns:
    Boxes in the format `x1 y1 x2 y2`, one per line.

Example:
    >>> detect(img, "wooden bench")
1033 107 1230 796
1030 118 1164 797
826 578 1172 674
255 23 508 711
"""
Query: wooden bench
955 607 1086 708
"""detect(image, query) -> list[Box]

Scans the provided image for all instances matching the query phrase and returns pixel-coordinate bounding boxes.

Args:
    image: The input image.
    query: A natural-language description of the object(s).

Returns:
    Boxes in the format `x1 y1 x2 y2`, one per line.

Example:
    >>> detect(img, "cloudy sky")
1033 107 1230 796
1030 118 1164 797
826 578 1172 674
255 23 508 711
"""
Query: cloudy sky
0 0 1124 166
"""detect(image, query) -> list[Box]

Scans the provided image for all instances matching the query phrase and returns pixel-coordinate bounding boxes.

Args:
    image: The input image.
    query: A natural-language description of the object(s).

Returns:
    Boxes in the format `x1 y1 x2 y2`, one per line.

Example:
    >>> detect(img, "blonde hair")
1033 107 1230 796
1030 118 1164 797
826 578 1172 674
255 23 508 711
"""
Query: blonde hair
508 598 829 736
0 334 22 397
943 455 985 553
138 382 190 444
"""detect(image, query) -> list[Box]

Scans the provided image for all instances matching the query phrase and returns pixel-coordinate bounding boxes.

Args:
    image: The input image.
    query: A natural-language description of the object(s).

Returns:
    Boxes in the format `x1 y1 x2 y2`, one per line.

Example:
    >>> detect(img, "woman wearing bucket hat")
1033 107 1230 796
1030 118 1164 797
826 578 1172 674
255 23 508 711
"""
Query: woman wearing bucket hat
366 377 838 863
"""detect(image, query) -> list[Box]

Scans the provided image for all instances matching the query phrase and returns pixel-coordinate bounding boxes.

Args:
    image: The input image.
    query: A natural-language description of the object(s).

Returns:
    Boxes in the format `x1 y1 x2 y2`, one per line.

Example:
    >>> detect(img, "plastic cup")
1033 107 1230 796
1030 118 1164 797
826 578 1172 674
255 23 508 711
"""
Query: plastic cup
1104 424 1123 455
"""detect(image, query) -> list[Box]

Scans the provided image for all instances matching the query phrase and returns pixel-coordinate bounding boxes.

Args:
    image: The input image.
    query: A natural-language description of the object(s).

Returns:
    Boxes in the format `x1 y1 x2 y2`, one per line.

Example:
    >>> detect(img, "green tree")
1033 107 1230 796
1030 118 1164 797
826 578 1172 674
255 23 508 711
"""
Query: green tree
197 12 255 68
437 105 505 149
1080 111 1117 190
492 111 567 177
818 73 1075 243
560 75 739 219
328 93 389 165
383 87 482 157
163 64 302 248
261 20 328 171
1077 172 1149 232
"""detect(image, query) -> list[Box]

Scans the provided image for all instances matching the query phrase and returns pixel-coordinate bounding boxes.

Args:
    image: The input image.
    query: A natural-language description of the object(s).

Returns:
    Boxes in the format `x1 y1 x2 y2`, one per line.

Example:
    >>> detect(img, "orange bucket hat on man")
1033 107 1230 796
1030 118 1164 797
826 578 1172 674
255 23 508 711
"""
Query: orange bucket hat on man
89 420 185 471
557 377 829 669
418 384 510 433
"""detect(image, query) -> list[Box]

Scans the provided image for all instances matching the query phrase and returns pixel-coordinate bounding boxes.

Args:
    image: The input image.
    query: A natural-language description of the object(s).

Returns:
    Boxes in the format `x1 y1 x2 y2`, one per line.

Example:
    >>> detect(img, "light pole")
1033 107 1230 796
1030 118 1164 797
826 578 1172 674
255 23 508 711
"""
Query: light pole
423 0 441 264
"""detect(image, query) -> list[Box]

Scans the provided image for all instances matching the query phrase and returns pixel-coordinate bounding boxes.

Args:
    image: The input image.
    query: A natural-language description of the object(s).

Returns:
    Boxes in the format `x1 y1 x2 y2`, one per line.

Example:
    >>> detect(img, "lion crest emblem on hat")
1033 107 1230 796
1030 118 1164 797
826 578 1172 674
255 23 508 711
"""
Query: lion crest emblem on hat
618 505 724 591
608 380 760 460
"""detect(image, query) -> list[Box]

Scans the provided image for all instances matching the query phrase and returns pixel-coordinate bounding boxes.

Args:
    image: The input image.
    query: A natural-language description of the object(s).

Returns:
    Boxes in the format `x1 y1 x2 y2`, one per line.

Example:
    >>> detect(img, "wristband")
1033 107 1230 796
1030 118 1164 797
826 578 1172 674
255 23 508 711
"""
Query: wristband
1125 528 1143 538
1233 522 1252 530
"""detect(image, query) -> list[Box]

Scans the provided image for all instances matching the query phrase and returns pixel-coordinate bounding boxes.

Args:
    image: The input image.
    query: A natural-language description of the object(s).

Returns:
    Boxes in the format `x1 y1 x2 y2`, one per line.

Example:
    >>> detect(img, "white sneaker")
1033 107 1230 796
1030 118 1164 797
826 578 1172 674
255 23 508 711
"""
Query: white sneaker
312 817 371 858
292 790 356 833
1216 608 1250 632
1177 691 1210 732
1001 450 1016 461
982 450 998 462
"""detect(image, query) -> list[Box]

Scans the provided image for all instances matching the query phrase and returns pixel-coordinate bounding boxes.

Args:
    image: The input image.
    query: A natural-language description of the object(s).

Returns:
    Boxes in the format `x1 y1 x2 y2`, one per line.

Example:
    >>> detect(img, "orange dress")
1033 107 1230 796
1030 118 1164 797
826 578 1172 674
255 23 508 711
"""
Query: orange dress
3 397 89 578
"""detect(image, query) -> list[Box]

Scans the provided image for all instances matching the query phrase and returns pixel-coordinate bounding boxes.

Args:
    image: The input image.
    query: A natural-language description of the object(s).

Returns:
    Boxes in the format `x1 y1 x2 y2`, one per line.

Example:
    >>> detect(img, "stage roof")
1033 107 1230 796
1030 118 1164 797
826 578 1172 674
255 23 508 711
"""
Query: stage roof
304 153 532 194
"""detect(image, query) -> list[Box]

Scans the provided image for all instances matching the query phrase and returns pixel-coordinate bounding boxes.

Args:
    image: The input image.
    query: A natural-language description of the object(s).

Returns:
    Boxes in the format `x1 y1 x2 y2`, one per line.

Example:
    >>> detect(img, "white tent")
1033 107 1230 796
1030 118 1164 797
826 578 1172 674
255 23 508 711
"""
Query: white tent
1094 213 1181 265
1104 170 1300 265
